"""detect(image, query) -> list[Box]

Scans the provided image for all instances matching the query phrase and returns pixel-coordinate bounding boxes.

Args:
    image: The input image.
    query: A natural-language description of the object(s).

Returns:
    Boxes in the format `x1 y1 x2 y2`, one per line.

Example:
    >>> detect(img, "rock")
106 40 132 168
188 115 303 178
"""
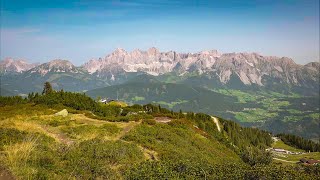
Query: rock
0 58 39 73
3 47 318 94
54 109 68 117
29 59 80 76
82 47 319 89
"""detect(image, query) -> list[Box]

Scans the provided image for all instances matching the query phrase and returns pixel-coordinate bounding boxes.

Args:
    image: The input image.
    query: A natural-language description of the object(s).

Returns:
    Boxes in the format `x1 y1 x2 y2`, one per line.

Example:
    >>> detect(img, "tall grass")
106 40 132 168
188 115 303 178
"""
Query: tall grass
3 135 39 179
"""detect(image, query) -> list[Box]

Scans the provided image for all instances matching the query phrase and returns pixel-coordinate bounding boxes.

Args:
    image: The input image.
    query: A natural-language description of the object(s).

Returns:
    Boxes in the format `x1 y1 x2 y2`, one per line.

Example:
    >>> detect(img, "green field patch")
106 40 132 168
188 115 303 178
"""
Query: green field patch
286 109 303 114
283 152 320 161
234 108 278 122
261 99 290 111
272 140 305 153
152 100 188 109
61 124 121 140
214 89 258 103
107 101 128 107
283 116 303 122
131 96 145 101
308 113 320 119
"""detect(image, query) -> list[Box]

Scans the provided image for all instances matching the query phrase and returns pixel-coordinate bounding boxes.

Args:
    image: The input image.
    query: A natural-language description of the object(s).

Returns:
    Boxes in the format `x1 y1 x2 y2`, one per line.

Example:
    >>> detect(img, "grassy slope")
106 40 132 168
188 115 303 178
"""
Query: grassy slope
272 140 305 153
272 140 320 165
0 104 242 179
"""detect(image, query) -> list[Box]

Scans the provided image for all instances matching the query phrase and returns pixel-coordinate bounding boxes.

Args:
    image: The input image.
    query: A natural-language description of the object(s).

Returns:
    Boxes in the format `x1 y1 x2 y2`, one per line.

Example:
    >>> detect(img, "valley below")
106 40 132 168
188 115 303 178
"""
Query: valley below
0 48 319 179
0 91 319 179
86 75 319 141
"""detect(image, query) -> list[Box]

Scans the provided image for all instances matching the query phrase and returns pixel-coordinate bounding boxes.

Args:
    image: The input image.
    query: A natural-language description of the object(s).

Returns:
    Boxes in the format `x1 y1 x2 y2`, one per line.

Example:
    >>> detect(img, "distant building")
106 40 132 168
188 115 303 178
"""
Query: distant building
272 148 294 154
98 98 116 104
300 158 308 163
272 137 280 142
99 98 108 104
107 99 115 103
299 158 319 165
274 148 286 153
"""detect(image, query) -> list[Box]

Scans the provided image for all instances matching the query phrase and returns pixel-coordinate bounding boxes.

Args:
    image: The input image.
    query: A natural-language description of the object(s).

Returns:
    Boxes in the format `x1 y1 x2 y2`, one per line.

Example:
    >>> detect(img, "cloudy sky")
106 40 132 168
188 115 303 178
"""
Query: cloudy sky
1 0 319 65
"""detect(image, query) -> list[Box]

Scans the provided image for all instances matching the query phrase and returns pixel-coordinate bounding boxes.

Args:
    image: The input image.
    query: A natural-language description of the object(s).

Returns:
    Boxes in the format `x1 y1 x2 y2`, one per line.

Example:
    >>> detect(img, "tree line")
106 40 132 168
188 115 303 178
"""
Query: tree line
1 82 317 167
277 133 320 152
0 82 120 117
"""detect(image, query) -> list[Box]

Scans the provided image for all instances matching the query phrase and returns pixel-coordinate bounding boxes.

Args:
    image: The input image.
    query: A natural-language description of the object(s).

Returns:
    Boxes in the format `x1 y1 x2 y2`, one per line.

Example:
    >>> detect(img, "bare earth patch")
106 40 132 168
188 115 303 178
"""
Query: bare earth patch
154 117 172 123
112 121 141 141
211 116 221 132
42 125 74 145
0 169 15 180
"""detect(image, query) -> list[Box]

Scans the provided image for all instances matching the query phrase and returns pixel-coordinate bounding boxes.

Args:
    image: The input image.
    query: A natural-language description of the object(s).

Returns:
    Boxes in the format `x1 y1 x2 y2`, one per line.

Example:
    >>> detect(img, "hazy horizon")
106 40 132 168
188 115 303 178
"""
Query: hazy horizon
1 0 319 65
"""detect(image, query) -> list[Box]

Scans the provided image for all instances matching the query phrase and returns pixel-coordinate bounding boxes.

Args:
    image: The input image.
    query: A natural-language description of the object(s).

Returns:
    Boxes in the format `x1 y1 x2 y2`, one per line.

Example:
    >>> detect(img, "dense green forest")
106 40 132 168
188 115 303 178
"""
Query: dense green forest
277 133 320 152
0 83 319 179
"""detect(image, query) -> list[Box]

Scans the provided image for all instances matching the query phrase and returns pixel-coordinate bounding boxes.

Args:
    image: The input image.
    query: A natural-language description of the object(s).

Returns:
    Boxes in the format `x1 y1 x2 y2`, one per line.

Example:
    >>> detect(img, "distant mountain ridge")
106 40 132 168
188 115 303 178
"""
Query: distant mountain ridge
27 59 84 75
83 48 319 89
0 59 109 94
1 48 319 95
0 58 39 74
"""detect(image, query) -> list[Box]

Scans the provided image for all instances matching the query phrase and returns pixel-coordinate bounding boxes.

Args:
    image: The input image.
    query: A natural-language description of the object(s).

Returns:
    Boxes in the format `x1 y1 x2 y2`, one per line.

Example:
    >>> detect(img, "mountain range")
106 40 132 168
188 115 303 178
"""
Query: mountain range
0 48 319 140
1 47 319 95
0 58 39 73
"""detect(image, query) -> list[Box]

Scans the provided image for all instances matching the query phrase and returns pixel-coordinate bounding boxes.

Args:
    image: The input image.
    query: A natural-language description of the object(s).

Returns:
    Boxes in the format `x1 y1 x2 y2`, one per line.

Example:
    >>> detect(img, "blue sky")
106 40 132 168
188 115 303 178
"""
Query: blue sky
1 0 319 65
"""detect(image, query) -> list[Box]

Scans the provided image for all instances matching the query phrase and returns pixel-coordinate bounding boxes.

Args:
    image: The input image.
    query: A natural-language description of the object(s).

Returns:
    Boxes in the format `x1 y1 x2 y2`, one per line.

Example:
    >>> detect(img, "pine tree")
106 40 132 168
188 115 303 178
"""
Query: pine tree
42 82 53 95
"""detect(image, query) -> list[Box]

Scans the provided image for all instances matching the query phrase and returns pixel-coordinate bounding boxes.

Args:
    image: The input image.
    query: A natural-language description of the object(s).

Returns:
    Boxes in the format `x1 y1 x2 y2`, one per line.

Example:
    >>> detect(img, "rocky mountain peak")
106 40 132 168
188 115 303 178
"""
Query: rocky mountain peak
304 61 320 71
82 59 102 74
199 49 220 57
111 48 127 56
147 47 159 56
78 48 319 88
279 57 295 65
0 58 39 73
28 59 79 76
131 49 143 56
2 58 14 64
47 59 74 68
305 61 320 67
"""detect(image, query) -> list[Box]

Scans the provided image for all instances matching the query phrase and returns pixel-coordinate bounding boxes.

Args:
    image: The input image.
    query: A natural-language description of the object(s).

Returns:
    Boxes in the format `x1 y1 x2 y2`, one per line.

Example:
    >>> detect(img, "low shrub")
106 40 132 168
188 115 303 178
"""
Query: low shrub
0 128 29 150
142 119 156 125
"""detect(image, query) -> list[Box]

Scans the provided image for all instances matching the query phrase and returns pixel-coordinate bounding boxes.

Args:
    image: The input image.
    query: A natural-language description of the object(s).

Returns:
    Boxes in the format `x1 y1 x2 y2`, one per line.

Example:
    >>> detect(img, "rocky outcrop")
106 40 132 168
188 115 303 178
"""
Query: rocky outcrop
54 109 68 117
83 48 319 88
2 48 318 94
27 59 83 76
0 58 39 73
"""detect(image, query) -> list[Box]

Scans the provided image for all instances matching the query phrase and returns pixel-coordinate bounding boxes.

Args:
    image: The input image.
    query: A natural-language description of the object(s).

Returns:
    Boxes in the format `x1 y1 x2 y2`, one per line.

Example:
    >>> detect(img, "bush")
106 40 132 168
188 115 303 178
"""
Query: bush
64 139 143 179
241 146 272 166
142 119 156 125
47 116 72 127
61 124 121 139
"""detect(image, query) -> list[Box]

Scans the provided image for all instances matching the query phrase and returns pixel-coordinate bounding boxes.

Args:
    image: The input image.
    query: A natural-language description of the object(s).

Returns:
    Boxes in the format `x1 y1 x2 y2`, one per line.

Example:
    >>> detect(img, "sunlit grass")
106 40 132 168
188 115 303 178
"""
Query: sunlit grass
272 140 305 153
3 136 39 179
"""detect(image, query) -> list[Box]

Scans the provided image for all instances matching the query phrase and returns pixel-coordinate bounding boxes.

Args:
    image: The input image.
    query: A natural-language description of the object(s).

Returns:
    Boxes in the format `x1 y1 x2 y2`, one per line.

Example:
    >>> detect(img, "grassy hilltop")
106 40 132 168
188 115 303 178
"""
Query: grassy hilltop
0 86 319 179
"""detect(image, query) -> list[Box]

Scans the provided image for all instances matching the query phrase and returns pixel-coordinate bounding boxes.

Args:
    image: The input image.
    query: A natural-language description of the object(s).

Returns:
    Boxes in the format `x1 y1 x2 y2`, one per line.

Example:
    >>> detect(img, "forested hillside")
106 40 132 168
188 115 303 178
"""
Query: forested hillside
86 75 320 141
0 83 319 179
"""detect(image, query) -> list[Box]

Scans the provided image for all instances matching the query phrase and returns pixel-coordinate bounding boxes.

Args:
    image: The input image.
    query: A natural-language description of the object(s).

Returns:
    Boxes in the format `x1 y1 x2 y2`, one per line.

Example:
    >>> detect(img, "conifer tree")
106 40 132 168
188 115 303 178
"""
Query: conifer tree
42 82 53 95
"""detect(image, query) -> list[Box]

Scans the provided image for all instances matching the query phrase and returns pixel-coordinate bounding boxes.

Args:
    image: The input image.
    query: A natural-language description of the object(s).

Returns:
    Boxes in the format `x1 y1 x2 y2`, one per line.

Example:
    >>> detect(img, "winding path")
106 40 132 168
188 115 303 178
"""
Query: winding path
211 116 221 132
